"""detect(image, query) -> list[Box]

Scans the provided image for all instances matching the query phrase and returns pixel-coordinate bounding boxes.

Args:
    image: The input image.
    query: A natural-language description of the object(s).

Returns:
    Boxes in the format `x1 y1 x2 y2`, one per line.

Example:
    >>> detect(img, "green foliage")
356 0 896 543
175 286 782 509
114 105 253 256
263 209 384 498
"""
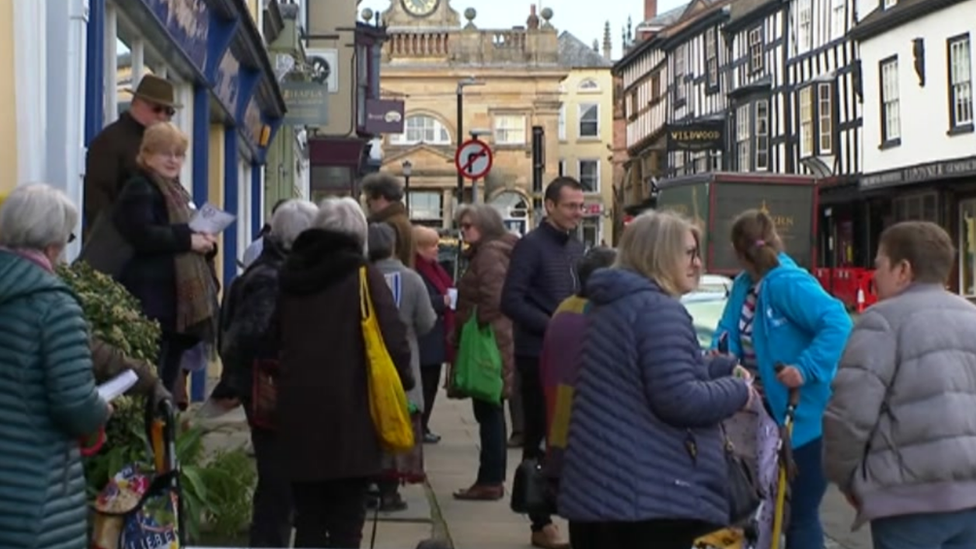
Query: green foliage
56 262 161 362
61 262 255 540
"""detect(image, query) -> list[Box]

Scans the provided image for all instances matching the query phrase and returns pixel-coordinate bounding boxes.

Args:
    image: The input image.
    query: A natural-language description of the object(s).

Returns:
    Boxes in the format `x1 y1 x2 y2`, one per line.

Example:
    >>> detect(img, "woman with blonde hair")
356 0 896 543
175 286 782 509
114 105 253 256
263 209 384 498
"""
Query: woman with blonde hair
558 210 755 549
412 225 455 443
114 121 220 392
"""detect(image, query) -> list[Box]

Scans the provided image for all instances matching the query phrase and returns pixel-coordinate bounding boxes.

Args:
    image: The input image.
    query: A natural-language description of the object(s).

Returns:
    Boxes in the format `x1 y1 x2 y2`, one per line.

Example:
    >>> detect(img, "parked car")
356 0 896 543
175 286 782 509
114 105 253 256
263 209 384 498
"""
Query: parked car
680 274 734 348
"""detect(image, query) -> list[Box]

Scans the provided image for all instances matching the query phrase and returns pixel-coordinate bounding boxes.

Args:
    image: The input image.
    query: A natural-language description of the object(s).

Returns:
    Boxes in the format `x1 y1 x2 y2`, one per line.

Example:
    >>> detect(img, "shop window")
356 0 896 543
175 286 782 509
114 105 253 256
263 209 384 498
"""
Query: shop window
961 199 976 296
892 193 938 223
408 191 442 221
576 217 602 248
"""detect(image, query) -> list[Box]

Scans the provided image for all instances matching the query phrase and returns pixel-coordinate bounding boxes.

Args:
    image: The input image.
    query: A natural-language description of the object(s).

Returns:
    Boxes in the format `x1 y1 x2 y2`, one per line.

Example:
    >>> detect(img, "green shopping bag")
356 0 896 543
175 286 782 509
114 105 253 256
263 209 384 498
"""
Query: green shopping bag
454 311 504 404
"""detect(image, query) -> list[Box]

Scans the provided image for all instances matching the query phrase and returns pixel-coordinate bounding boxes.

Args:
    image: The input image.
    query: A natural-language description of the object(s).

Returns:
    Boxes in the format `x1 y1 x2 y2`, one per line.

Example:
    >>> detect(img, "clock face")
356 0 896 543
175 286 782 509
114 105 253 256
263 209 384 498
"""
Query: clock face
401 0 439 17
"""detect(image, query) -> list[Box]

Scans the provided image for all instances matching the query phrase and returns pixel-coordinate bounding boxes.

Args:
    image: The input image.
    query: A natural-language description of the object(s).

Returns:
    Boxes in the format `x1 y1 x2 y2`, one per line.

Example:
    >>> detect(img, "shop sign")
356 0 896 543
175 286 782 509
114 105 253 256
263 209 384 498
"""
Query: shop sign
142 0 209 71
281 82 330 125
212 50 241 115
364 99 405 134
666 120 725 152
860 155 976 190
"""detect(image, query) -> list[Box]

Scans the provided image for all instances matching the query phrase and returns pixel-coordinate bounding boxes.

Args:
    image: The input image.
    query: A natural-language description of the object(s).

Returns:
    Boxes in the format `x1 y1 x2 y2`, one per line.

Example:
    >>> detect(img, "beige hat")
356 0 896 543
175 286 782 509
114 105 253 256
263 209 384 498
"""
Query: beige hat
126 74 183 108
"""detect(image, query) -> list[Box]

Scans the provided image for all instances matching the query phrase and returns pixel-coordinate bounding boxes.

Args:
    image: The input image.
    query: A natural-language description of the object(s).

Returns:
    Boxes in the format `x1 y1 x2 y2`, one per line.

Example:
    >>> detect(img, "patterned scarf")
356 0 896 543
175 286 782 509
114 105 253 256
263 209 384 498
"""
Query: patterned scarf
148 172 219 342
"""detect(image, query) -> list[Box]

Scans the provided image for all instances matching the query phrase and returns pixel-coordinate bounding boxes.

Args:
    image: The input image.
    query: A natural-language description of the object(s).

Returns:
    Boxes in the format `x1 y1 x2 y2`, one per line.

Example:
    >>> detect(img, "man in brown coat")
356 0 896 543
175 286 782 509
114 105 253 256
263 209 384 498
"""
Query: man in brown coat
362 173 414 267
83 75 181 237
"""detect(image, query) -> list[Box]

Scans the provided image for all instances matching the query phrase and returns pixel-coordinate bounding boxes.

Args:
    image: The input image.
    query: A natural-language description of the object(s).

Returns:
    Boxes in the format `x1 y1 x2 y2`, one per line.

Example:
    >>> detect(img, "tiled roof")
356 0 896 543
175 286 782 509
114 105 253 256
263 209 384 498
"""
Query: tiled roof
637 3 689 29
558 31 613 68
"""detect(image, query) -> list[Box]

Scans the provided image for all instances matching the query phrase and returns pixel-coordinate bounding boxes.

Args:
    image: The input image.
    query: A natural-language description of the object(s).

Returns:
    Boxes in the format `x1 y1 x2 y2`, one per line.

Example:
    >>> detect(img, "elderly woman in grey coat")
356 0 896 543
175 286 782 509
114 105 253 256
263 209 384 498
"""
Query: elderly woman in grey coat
0 184 111 549
368 222 436 511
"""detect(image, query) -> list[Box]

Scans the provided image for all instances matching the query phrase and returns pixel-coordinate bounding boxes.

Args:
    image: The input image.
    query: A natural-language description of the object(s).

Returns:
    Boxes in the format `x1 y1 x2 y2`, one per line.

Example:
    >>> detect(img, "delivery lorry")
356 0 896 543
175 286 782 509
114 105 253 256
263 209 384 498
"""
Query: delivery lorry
654 172 818 275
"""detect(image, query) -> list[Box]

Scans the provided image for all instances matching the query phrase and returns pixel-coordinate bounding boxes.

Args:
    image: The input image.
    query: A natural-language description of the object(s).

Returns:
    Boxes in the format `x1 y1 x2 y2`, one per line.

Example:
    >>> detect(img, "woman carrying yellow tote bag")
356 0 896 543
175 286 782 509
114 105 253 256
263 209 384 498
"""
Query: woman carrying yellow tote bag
360 266 415 452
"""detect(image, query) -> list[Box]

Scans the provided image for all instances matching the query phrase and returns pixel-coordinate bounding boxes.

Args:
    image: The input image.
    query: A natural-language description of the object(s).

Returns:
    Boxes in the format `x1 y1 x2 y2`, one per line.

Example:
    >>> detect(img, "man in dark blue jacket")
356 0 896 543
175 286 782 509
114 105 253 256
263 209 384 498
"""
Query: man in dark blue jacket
501 177 585 549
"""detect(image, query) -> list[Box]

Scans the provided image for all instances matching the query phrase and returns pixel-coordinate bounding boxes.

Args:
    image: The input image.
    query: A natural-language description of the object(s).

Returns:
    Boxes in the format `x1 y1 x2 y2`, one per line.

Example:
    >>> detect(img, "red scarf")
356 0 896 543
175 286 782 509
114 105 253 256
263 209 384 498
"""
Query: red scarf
414 254 456 364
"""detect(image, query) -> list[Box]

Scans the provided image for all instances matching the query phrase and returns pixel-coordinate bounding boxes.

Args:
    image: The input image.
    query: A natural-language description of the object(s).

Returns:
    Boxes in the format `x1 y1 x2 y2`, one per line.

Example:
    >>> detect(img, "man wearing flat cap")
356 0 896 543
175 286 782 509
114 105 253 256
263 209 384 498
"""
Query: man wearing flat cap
83 74 182 239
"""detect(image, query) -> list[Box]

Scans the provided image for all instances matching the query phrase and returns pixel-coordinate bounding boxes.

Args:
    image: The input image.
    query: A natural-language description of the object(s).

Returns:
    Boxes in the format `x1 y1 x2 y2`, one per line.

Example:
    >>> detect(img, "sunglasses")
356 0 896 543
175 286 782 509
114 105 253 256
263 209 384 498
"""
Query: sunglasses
152 105 176 117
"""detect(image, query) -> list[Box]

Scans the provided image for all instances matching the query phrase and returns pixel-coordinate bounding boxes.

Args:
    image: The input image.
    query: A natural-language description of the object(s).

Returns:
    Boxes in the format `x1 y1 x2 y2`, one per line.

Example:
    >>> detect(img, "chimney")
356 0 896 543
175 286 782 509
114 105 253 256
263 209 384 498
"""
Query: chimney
527 4 540 29
645 0 658 21
602 21 612 60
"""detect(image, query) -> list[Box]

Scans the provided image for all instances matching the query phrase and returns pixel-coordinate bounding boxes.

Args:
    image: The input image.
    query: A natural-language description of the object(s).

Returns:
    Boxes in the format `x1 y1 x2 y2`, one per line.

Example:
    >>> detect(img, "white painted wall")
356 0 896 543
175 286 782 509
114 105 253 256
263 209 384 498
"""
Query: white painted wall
860 0 976 173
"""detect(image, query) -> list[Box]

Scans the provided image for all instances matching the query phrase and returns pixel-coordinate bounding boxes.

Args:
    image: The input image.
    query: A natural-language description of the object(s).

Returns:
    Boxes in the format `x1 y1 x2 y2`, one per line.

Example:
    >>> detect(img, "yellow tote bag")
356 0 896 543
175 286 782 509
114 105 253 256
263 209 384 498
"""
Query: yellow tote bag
360 266 415 453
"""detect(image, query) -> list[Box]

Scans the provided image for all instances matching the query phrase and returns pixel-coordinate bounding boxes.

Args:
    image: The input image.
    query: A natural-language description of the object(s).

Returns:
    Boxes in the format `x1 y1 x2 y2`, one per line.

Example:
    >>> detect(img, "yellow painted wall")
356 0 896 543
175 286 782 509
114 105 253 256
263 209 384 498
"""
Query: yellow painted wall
207 125 226 288
560 68 615 241
0 1 17 194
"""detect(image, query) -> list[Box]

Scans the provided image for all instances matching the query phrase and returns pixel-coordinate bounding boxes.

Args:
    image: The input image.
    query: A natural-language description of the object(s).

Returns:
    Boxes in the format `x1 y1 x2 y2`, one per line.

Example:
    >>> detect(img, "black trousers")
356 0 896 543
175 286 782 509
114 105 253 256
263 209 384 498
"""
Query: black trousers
292 477 370 548
420 363 442 433
157 331 198 392
472 398 507 485
246 417 293 547
516 355 551 531
569 519 706 549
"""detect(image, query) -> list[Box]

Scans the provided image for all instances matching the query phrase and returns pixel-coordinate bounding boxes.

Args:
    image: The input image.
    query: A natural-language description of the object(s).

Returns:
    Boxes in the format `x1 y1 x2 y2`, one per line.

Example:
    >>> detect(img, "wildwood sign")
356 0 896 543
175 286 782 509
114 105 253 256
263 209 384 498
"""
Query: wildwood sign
860 155 976 190
666 120 725 152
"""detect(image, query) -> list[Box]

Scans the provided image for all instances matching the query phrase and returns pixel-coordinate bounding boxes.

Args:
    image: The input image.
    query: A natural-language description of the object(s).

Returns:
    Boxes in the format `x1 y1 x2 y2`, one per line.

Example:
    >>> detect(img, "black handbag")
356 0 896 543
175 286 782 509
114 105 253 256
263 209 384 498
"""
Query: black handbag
510 458 556 515
77 210 133 278
724 433 763 526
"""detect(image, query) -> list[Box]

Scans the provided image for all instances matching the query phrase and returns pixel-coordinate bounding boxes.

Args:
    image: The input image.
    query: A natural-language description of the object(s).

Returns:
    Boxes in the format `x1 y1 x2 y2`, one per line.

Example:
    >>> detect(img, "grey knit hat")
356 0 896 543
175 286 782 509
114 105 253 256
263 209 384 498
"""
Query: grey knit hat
367 222 397 262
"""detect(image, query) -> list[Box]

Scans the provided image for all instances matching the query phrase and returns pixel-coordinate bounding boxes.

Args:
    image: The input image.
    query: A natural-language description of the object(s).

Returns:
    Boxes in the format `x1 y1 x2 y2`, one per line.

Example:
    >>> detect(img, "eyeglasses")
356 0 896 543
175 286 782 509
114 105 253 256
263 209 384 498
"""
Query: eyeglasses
152 105 176 117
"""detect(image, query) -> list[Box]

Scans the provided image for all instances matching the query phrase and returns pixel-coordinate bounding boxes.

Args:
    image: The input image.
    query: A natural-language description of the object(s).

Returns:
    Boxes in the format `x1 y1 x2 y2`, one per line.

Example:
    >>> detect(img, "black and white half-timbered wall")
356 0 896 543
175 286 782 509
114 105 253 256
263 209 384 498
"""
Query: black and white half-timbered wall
784 0 863 268
785 0 862 179
662 0 734 177
723 0 790 173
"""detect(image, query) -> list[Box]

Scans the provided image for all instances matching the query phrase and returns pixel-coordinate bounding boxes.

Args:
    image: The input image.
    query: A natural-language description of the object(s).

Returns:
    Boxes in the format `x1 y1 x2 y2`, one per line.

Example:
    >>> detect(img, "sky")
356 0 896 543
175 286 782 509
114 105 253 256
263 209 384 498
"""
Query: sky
359 0 689 60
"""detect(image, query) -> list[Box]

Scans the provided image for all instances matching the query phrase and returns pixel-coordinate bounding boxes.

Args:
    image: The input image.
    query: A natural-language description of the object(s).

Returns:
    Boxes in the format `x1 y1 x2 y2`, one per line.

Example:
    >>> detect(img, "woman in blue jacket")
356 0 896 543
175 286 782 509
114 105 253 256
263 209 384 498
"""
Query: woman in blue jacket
713 209 852 549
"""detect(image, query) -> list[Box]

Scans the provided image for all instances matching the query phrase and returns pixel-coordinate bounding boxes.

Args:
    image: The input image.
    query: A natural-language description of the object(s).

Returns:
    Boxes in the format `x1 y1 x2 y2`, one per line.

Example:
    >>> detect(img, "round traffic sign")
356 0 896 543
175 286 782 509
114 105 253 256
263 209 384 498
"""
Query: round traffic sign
454 139 493 180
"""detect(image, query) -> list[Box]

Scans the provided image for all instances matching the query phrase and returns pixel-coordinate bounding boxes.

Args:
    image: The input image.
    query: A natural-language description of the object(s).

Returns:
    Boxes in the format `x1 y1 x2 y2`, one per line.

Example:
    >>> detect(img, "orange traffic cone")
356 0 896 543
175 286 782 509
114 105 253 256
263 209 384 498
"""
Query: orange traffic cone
856 287 866 314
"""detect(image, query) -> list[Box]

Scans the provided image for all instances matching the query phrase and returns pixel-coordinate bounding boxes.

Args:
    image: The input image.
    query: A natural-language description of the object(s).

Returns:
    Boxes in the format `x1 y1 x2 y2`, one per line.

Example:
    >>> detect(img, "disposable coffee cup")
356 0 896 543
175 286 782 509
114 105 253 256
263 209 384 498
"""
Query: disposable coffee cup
447 288 458 310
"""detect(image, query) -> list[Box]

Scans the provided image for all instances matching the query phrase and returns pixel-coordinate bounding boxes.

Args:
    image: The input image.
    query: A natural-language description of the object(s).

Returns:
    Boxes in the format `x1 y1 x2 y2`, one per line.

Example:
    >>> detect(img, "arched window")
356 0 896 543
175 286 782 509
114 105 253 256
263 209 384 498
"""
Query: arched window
578 78 600 92
389 115 452 145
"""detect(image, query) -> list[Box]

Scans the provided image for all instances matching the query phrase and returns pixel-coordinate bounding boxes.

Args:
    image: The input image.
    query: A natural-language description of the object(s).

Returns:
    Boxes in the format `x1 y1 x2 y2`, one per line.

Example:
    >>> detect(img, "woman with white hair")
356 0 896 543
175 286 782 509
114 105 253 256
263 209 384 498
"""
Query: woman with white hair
558 210 756 549
274 197 414 548
0 184 111 549
215 198 318 547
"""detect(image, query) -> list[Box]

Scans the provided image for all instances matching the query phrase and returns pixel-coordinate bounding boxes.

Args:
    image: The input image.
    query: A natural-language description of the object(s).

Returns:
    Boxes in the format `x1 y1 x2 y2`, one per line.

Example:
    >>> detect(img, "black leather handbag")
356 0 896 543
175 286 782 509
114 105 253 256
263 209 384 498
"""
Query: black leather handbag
724 434 763 525
510 458 556 515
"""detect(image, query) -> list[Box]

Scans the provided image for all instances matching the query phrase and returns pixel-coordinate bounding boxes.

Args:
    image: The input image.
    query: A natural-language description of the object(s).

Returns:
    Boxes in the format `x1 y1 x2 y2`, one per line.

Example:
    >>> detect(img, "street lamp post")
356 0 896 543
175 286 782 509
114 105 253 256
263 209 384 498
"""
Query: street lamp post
402 160 413 217
455 77 485 210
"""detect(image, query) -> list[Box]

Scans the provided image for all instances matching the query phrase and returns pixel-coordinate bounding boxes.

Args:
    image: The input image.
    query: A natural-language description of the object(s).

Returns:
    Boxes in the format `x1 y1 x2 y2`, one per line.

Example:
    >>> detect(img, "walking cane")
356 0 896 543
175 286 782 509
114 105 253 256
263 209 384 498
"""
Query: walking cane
770 364 800 549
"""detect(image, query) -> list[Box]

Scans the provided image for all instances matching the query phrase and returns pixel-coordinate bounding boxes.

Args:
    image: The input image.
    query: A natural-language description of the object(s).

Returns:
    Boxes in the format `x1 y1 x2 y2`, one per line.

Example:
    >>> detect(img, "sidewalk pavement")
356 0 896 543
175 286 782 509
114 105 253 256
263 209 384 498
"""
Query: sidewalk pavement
199 391 873 549
423 392 873 549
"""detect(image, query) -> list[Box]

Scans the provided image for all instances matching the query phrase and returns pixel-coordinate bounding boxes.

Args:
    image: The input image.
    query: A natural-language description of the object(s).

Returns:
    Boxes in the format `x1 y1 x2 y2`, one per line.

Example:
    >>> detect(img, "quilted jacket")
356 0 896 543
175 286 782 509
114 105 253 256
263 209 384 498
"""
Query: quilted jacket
0 251 109 549
558 268 750 525
824 283 976 529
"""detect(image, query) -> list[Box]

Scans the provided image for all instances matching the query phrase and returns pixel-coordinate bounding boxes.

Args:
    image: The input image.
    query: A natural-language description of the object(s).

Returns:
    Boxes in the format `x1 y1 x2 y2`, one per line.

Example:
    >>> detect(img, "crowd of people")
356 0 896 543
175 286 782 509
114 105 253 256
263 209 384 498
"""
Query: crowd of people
2 76 976 549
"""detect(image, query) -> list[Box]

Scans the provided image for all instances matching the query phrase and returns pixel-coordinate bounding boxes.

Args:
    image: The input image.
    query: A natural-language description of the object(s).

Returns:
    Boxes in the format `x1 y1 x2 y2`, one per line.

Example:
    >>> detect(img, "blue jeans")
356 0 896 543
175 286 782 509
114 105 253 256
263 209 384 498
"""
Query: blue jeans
786 437 828 549
872 508 976 549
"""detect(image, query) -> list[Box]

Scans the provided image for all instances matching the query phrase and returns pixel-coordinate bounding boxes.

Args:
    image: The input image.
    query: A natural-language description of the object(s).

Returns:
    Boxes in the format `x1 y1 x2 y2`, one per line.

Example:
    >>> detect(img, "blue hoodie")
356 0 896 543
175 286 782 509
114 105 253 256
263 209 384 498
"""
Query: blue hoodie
712 253 852 448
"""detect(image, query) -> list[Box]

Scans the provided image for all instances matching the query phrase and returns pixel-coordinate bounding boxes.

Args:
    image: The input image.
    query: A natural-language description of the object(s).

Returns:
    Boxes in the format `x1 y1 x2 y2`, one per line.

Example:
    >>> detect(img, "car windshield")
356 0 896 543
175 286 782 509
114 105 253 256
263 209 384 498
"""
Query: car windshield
681 294 727 349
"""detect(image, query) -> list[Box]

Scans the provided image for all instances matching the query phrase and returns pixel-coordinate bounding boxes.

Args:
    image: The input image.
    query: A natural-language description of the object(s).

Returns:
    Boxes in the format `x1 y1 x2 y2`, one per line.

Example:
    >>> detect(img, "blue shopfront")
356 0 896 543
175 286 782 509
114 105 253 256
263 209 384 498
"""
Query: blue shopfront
85 0 286 401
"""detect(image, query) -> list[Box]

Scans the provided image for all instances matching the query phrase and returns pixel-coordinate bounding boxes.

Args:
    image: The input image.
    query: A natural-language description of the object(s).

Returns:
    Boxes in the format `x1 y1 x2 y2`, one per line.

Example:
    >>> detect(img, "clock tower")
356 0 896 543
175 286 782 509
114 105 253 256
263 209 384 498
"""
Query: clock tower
381 0 461 28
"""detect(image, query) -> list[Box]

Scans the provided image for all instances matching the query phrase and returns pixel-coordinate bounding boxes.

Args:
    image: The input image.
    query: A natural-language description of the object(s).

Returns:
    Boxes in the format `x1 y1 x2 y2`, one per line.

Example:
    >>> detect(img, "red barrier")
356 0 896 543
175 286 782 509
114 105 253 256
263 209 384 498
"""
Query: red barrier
814 268 878 310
